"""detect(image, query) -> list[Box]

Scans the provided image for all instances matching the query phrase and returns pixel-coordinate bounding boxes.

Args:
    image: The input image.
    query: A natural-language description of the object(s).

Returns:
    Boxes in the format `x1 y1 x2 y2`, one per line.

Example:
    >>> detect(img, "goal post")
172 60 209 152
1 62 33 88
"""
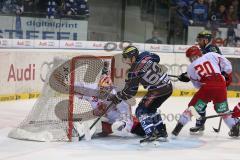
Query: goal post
8 55 115 142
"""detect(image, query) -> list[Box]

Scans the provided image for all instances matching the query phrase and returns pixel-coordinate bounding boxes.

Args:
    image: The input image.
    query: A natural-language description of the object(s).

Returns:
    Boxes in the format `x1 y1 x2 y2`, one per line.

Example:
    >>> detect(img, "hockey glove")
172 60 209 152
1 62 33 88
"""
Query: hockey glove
221 71 232 87
178 72 190 82
232 103 240 118
108 94 122 105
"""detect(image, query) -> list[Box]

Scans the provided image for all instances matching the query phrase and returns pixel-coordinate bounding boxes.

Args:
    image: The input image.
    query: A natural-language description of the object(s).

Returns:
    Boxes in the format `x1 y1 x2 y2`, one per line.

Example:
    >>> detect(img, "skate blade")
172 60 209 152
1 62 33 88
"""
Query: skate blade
171 134 178 139
189 131 204 136
158 137 168 142
140 141 160 147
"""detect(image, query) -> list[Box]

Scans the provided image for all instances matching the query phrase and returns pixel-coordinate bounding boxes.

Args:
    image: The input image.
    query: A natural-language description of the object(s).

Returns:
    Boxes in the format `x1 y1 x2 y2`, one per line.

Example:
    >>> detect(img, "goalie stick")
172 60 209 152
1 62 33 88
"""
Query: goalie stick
78 102 115 140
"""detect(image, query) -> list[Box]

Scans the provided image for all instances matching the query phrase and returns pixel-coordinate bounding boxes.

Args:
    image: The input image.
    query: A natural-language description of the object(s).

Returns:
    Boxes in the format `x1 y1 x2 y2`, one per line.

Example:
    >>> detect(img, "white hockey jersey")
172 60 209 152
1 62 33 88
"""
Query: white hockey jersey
187 52 232 88
75 82 132 124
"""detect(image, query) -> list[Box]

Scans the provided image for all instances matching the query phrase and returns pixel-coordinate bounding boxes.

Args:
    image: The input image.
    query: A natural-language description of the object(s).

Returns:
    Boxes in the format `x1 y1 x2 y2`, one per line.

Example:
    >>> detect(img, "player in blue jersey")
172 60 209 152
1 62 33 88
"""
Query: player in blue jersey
197 30 222 55
108 46 173 143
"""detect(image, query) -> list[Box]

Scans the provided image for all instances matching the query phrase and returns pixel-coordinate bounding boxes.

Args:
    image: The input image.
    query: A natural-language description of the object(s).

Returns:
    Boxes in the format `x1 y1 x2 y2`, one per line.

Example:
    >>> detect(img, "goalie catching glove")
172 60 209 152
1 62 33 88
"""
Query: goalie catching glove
178 72 190 82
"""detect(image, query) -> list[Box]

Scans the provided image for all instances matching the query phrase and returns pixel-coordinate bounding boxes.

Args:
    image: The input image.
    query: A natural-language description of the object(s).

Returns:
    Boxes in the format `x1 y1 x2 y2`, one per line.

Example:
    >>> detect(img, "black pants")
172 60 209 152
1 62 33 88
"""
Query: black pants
135 84 173 117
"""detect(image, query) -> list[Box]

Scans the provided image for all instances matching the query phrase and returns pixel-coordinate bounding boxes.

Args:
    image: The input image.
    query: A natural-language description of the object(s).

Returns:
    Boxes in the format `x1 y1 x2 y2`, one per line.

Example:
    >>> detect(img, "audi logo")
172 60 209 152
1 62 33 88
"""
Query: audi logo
164 63 188 82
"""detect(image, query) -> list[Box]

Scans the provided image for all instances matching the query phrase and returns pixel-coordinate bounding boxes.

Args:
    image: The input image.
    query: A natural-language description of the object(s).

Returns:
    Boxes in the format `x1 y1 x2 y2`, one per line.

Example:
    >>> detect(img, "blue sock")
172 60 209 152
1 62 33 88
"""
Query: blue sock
139 114 155 137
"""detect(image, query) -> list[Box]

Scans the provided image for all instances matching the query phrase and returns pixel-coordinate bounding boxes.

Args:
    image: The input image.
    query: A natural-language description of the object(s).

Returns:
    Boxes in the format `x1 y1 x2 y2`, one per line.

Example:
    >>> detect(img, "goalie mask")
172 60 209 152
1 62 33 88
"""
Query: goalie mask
98 75 113 99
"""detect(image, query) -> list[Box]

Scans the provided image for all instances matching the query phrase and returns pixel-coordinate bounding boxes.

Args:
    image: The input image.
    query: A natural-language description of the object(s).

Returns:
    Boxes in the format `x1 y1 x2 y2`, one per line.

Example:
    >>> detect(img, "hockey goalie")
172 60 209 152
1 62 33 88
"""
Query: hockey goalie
74 74 144 141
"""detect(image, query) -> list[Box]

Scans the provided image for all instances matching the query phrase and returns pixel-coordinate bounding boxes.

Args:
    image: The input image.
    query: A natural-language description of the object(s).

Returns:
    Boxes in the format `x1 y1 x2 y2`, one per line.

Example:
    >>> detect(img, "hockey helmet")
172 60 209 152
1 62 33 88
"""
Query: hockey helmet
186 46 202 58
197 30 212 41
122 46 139 59
98 75 113 99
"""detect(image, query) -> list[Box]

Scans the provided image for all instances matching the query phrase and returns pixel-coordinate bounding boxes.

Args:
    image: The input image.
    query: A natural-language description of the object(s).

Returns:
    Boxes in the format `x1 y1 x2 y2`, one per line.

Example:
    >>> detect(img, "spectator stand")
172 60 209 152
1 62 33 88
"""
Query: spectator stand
0 0 89 19
191 0 208 26
1 0 23 15
168 0 195 44
61 0 89 19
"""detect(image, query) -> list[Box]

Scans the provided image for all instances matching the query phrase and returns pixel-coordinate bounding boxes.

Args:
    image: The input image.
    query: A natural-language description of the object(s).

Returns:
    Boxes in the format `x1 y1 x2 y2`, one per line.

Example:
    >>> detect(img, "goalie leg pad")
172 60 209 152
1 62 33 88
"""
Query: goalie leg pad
111 119 134 137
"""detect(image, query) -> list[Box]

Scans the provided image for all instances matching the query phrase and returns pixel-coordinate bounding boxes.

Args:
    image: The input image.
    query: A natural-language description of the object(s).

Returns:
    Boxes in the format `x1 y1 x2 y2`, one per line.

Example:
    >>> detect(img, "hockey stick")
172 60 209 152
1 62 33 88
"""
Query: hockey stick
213 117 222 133
78 101 115 140
189 106 236 121
202 111 234 120
168 74 179 78
89 102 114 130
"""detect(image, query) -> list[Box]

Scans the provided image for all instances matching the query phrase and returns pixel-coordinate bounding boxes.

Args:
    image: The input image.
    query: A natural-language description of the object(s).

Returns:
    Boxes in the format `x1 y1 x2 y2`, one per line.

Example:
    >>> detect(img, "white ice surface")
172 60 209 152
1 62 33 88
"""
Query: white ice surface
0 97 239 160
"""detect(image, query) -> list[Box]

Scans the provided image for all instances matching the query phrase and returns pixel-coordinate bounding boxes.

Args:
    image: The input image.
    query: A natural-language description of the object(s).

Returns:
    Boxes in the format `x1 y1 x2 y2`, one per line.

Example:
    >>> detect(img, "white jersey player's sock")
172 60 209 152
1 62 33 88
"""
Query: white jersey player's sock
178 108 192 125
222 113 238 129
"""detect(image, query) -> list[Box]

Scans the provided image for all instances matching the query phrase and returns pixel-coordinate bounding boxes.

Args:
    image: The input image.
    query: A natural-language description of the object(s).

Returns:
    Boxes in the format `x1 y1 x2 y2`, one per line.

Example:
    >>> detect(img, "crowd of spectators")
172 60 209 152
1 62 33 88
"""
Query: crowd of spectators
173 0 240 46
173 0 240 27
0 0 89 19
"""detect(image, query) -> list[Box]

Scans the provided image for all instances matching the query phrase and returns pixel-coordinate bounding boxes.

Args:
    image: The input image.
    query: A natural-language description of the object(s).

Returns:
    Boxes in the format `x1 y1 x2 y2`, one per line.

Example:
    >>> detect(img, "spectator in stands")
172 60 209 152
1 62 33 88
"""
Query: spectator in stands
47 0 58 19
173 0 194 27
23 0 34 13
234 23 240 46
1 0 23 15
208 0 217 13
210 4 227 26
145 29 163 44
232 0 240 21
15 0 24 15
191 0 209 25
63 0 89 17
225 5 238 25
225 25 236 47
0 0 3 13
37 0 48 13
1 0 12 13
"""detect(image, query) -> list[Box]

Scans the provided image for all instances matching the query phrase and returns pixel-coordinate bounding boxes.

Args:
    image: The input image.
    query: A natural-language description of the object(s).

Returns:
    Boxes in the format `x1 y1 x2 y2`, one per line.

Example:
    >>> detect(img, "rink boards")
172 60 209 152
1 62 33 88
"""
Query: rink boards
0 40 240 101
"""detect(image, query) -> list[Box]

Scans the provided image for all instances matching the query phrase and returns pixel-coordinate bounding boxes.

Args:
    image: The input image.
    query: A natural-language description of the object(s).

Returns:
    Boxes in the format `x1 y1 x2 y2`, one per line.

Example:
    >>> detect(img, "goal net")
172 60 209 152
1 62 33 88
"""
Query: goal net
8 56 115 142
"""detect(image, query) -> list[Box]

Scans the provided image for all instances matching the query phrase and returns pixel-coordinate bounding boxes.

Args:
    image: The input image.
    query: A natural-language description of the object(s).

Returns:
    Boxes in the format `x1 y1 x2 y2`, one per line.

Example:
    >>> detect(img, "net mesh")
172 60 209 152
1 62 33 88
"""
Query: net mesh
8 56 114 142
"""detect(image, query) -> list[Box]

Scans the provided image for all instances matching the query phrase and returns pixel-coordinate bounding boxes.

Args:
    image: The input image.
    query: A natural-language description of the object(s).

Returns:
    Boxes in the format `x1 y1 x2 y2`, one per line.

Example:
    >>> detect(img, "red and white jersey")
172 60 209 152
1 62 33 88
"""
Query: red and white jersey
187 52 232 88
75 82 132 125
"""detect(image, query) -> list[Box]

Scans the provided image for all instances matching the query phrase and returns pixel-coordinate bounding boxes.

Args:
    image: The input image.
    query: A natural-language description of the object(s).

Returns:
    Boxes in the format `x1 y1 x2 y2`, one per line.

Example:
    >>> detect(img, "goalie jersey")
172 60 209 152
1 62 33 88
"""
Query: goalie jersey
75 83 131 124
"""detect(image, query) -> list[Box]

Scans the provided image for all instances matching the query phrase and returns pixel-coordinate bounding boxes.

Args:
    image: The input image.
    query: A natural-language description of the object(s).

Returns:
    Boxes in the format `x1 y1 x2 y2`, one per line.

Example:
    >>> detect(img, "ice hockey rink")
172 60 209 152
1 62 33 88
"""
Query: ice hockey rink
0 97 239 160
